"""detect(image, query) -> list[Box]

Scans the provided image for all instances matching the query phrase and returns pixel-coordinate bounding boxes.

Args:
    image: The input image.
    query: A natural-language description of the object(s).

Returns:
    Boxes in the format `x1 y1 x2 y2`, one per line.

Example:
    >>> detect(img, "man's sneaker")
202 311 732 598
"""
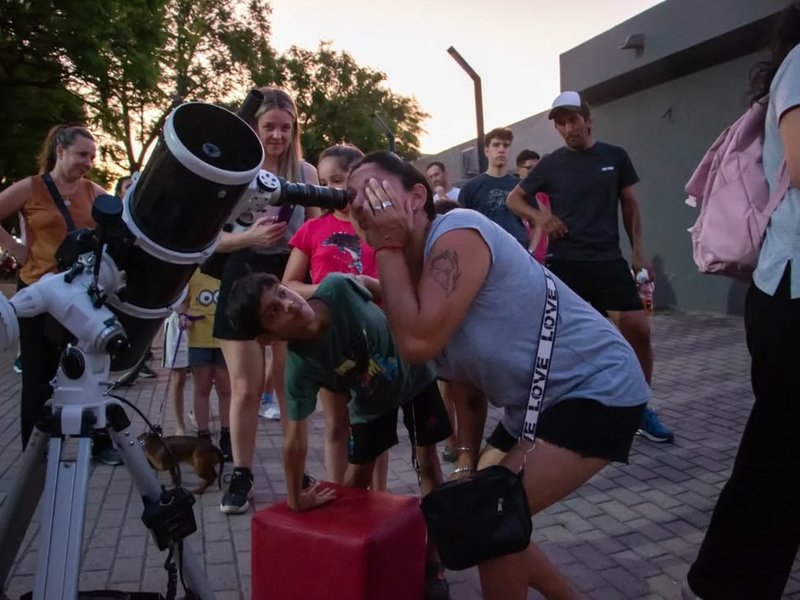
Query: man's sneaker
137 364 157 379
637 407 675 443
259 393 280 420
219 427 232 462
220 468 253 514
94 446 123 466
424 561 450 600
13 355 22 374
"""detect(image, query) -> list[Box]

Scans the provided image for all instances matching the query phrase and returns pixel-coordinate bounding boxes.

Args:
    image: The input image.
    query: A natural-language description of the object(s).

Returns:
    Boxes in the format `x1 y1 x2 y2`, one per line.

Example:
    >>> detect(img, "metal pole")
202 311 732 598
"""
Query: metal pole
373 112 396 153
447 46 486 173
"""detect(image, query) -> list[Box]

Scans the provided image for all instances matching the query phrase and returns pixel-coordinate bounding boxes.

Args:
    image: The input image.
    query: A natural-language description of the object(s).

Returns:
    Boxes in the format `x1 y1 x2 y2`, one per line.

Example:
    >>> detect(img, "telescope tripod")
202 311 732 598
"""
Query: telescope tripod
0 347 215 600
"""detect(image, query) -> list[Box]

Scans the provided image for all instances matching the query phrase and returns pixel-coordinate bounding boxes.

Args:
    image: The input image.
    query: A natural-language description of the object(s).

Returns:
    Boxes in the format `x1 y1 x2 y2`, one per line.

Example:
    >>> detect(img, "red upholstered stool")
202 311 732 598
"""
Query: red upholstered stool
251 482 426 600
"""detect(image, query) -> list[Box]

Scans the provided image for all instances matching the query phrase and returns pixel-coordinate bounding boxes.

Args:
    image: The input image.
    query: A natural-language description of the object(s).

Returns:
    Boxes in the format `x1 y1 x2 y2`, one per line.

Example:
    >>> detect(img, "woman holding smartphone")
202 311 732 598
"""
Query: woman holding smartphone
214 87 320 514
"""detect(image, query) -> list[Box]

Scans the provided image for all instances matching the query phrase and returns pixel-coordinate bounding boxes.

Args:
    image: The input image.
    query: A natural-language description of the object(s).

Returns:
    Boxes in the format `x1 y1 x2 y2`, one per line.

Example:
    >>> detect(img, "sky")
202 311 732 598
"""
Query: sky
268 0 665 155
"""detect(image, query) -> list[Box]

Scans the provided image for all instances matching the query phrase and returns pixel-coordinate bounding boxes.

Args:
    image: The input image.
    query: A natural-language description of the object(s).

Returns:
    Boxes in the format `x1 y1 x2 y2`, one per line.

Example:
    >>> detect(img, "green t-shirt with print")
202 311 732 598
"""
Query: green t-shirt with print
285 274 436 424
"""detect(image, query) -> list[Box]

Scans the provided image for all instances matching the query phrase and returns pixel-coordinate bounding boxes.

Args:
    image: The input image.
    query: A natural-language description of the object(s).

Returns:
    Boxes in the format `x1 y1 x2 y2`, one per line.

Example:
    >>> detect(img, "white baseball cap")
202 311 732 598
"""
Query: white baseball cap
548 91 585 119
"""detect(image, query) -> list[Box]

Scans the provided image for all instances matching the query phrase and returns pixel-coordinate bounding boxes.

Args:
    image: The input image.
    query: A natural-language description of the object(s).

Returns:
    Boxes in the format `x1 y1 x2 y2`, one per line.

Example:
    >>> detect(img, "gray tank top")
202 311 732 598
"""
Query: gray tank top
424 209 650 437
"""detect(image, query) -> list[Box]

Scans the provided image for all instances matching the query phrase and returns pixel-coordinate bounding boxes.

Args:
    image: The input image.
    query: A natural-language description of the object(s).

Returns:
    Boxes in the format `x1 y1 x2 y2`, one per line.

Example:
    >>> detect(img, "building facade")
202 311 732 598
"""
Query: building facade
421 0 788 314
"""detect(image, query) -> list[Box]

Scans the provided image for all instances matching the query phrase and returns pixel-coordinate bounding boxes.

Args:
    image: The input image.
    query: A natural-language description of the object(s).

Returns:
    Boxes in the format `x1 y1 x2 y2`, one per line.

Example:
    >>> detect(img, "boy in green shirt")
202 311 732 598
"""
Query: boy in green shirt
227 272 451 598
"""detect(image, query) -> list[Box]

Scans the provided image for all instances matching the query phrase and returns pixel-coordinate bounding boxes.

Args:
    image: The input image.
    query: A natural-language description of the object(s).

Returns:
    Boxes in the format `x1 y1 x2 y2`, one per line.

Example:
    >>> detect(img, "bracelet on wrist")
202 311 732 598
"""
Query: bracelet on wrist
454 446 474 454
452 466 476 475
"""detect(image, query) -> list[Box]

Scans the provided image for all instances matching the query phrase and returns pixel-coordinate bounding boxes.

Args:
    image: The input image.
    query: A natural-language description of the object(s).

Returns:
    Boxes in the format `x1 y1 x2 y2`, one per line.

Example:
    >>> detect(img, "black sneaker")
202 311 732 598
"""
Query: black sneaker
137 364 157 379
424 561 450 600
219 427 232 462
94 446 123 467
220 468 253 514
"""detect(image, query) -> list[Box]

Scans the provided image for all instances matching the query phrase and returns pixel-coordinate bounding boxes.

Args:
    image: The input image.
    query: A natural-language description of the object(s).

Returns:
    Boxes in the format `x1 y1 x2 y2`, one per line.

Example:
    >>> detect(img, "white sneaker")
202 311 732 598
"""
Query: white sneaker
259 394 280 420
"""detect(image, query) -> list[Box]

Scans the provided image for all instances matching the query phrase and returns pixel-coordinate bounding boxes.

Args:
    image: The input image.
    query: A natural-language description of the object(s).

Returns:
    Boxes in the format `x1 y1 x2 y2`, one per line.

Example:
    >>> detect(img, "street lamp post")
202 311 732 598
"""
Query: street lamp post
447 46 487 173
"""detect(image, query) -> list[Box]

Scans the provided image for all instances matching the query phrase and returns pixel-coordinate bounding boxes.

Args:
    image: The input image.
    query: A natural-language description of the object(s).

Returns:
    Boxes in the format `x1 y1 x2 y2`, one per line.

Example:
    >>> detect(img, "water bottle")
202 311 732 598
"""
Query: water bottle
635 268 654 315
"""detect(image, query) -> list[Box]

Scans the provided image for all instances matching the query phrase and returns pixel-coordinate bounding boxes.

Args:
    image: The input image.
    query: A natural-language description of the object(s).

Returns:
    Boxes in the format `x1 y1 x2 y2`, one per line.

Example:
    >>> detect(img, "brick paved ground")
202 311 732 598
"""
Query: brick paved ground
1 307 799 599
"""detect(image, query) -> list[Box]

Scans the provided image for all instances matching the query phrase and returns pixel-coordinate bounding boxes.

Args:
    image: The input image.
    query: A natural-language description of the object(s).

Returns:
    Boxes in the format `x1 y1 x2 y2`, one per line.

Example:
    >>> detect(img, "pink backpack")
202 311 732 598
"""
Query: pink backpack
685 98 790 280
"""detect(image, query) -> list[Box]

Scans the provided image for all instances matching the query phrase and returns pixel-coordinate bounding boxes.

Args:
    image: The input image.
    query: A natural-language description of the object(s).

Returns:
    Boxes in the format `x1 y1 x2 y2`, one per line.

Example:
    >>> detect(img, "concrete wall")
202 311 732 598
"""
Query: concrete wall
560 0 787 101
592 52 759 315
417 111 562 187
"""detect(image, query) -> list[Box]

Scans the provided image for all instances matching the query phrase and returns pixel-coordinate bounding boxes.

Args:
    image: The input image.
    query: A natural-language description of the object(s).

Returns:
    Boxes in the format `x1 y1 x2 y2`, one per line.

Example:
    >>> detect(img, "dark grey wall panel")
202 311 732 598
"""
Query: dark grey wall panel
593 52 760 314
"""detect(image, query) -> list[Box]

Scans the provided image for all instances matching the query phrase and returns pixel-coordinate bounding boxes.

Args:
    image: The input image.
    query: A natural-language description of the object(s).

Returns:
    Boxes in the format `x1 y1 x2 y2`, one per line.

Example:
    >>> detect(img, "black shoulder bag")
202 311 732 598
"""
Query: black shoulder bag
420 268 559 571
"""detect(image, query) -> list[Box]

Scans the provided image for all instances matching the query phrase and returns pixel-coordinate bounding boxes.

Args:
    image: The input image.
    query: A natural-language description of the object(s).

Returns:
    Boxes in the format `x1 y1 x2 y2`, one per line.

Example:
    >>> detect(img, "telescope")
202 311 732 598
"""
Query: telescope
0 90 348 599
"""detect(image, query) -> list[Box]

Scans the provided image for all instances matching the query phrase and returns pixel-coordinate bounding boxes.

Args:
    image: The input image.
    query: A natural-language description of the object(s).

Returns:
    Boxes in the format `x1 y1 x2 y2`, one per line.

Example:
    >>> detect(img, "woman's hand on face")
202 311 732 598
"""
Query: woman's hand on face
351 178 413 250
246 216 288 247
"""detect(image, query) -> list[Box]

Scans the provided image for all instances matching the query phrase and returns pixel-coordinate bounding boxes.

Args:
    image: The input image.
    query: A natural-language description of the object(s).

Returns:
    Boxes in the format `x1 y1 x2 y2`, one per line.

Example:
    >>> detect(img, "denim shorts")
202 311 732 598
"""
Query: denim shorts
188 347 226 367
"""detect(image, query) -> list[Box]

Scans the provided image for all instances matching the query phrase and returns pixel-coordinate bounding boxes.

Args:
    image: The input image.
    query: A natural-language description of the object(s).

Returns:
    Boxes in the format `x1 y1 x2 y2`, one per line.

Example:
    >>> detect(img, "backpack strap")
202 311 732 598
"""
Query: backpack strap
41 173 77 232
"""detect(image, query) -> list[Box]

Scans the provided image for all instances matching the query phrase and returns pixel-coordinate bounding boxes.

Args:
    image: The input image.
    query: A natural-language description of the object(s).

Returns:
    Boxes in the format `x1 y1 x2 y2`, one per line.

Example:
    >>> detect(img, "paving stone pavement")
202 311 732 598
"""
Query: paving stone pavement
1 308 799 599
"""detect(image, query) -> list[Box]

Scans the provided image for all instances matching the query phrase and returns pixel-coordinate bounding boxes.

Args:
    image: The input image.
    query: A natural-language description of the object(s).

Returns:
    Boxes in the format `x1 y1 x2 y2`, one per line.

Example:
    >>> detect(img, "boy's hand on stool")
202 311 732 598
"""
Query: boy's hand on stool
295 484 337 511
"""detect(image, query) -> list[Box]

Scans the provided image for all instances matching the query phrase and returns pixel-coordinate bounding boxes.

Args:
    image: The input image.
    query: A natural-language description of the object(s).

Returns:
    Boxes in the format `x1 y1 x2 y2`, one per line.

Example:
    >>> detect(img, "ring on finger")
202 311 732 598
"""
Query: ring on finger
380 200 393 209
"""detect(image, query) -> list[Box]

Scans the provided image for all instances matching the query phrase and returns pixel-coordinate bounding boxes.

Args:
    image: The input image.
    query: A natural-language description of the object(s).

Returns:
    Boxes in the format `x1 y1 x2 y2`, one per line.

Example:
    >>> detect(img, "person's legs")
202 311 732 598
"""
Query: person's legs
608 309 652 384
270 341 289 432
213 357 232 429
437 380 458 462
478 440 607 600
18 313 61 448
342 460 376 488
688 279 800 599
220 339 264 469
212 355 233 460
219 338 264 514
190 362 213 433
320 388 349 483
371 452 389 491
169 368 188 435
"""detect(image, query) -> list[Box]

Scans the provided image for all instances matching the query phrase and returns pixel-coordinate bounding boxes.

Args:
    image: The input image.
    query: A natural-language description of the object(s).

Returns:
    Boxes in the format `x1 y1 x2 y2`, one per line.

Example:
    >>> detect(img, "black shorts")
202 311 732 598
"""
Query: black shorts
348 382 453 465
213 251 289 340
486 398 646 464
546 258 642 313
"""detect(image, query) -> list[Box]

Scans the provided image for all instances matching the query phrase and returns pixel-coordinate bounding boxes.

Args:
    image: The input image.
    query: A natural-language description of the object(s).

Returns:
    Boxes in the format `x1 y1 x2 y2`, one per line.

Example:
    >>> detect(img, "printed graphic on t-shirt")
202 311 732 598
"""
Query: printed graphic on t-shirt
486 188 511 212
334 328 397 396
195 288 219 307
322 232 364 273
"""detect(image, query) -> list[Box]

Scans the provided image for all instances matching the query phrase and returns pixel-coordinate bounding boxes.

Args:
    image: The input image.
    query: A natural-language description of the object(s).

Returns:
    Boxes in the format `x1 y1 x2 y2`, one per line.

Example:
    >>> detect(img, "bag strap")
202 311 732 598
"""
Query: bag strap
521 267 559 443
410 263 559 487
42 173 77 232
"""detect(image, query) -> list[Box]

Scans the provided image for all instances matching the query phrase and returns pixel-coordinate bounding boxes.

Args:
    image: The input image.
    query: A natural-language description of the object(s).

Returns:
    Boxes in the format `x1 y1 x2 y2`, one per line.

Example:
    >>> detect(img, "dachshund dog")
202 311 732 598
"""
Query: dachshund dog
139 431 224 495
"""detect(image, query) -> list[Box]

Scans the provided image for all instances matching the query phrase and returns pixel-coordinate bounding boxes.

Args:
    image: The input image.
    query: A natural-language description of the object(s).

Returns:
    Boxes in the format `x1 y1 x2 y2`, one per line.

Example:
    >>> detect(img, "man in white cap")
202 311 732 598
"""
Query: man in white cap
506 90 675 444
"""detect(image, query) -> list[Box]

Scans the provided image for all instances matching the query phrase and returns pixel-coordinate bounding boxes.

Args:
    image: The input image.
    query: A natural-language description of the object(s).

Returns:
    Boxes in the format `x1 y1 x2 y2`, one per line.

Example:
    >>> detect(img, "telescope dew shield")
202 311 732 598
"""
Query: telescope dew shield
108 102 264 370
130 103 264 254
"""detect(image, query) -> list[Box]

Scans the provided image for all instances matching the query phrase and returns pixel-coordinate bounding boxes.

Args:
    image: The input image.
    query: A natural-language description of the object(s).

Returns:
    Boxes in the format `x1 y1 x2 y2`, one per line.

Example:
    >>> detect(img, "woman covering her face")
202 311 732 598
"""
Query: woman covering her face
350 151 650 600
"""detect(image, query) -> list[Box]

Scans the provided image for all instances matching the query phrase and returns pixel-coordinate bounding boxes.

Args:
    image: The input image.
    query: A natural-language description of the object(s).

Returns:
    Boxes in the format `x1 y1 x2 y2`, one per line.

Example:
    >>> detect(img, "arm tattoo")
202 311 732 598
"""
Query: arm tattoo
429 249 462 296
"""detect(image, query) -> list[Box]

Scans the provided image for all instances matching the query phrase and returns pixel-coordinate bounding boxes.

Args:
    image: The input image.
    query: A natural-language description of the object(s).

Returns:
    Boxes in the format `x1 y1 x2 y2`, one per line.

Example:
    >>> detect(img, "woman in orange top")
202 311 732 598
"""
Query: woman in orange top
0 124 105 448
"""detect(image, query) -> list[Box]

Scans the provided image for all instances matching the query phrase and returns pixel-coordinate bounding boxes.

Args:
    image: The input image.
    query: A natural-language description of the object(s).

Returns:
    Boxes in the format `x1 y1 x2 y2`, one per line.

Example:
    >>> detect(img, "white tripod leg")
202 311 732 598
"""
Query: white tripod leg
33 436 93 599
0 425 49 591
107 403 215 599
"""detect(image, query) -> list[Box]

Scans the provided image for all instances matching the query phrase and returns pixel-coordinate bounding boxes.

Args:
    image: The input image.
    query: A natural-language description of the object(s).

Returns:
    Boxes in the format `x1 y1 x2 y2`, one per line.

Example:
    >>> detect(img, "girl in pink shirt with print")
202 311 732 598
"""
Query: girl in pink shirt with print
282 145 387 489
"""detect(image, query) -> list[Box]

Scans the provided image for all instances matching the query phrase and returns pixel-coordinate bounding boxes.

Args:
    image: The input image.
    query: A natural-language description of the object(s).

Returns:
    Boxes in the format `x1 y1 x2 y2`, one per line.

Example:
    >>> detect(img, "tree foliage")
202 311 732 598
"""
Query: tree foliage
1 2 428 182
277 43 428 164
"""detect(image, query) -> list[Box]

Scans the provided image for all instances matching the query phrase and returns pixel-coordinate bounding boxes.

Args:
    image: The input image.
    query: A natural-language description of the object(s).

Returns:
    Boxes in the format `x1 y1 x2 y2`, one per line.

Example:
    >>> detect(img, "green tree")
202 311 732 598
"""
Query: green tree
0 0 168 180
101 0 278 172
276 43 428 164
